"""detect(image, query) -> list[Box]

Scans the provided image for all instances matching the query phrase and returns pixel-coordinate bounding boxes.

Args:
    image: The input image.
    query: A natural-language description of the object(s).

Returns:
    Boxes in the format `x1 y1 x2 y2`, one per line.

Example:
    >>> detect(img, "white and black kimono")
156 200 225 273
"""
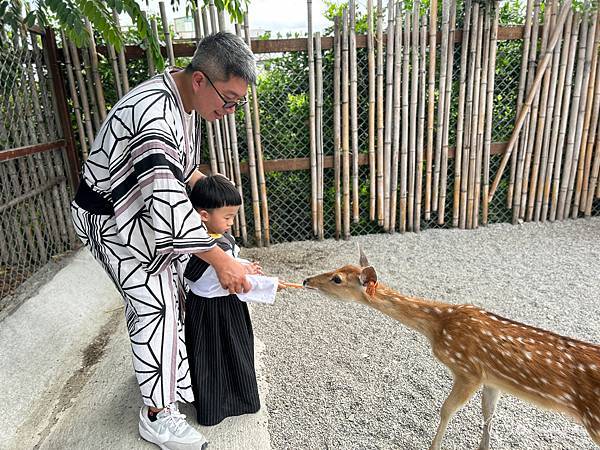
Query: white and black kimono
71 69 214 408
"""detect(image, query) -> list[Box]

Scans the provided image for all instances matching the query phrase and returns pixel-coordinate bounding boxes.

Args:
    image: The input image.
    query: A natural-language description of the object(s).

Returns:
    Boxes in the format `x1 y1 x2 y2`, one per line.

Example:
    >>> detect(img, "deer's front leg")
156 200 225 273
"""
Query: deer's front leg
430 374 480 450
478 386 501 450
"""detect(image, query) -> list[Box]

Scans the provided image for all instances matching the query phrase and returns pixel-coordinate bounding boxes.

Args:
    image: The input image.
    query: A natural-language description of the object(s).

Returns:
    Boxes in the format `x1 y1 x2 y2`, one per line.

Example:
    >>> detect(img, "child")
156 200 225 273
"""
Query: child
184 174 279 426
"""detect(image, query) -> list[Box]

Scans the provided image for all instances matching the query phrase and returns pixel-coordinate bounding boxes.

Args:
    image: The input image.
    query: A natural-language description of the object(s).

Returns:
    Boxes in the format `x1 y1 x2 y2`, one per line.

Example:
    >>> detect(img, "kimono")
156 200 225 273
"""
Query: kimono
71 69 214 408
183 233 262 425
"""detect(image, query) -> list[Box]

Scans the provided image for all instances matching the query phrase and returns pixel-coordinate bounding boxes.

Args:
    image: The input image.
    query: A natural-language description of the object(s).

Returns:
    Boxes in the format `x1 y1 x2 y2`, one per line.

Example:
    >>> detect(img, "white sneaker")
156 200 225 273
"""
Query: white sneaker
139 403 208 450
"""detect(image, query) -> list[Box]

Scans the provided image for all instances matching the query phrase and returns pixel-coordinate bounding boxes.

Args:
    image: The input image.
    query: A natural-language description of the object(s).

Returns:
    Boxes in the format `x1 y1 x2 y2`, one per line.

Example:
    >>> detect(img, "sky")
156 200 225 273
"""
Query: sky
119 0 353 37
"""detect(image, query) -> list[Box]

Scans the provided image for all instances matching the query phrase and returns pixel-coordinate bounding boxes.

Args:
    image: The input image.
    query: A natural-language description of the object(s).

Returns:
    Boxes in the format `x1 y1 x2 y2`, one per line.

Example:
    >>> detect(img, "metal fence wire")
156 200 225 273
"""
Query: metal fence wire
0 27 77 304
225 35 598 245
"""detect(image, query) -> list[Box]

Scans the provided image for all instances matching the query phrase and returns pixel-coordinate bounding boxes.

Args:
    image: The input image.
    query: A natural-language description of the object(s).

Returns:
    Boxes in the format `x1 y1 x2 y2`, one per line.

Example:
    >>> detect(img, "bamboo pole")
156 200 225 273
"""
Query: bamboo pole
81 43 100 132
408 0 421 231
376 0 385 225
209 0 218 32
557 13 588 220
516 0 541 222
350 0 359 223
571 11 598 217
67 39 95 149
482 2 500 225
433 0 450 214
60 32 88 159
227 112 248 244
509 0 534 207
526 1 553 222
159 2 176 67
218 9 227 31
474 4 490 229
202 7 218 175
85 18 106 121
334 16 342 239
390 1 402 232
488 0 573 202
425 0 438 220
541 12 570 220
584 13 600 216
452 0 472 227
438 0 455 225
307 0 318 237
342 8 351 239
383 0 395 231
112 10 130 93
467 5 483 228
244 14 270 245
235 26 262 246
460 3 478 229
142 11 156 77
399 2 410 232
550 13 580 221
367 0 376 222
415 20 427 232
538 0 562 221
315 31 324 239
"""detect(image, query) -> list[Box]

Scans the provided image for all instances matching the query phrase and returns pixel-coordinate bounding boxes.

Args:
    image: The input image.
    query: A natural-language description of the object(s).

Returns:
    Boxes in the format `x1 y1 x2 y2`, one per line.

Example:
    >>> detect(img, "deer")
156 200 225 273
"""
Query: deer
302 248 600 450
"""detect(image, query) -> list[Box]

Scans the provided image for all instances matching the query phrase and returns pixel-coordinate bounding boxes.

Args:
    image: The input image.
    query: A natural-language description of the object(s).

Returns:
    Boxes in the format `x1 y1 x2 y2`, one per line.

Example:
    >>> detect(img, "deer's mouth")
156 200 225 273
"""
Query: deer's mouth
302 279 318 290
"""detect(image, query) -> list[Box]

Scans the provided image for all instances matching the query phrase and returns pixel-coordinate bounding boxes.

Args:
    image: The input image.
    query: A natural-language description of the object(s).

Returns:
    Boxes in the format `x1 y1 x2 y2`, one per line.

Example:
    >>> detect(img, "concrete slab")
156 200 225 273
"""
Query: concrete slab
0 249 271 450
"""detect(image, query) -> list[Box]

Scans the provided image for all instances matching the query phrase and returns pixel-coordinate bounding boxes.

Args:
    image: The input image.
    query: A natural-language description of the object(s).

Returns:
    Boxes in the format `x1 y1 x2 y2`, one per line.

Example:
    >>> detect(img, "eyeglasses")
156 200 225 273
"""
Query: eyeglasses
204 74 248 111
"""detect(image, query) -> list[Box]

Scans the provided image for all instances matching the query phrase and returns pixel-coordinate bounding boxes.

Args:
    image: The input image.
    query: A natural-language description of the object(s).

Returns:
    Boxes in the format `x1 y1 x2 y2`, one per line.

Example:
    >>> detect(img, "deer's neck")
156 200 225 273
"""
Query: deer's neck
364 284 446 340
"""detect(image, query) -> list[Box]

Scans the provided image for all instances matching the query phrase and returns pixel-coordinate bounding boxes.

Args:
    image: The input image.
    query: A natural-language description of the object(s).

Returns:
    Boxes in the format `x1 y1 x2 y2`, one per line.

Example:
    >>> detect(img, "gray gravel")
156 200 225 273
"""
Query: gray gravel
243 217 600 450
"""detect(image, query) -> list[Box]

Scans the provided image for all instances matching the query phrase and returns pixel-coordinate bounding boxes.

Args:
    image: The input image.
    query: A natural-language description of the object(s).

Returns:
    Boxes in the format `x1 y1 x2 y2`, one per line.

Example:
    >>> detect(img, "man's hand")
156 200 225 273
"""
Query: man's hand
244 261 264 275
196 246 251 294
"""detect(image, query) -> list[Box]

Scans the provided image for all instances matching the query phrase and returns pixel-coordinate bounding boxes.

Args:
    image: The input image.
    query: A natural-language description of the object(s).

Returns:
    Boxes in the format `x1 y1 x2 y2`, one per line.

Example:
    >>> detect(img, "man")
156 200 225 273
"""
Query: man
71 32 255 449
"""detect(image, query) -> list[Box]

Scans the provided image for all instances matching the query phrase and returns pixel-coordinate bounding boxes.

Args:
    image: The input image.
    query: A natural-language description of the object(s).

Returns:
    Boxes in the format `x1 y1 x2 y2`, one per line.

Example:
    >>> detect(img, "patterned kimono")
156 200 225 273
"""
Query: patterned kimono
71 69 215 408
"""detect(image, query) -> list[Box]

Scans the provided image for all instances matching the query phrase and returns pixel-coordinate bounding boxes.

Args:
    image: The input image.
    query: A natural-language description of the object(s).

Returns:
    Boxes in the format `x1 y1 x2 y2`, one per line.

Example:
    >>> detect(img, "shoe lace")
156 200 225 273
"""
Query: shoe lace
158 404 188 434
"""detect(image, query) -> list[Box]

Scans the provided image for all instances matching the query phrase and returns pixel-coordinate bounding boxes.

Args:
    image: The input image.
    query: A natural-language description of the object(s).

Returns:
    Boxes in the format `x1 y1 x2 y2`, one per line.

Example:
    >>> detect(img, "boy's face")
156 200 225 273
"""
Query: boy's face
199 205 240 235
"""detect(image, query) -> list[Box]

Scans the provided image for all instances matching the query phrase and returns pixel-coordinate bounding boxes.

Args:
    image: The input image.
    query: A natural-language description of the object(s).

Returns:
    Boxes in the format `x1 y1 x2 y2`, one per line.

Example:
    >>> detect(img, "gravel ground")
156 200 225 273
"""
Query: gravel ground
243 217 600 450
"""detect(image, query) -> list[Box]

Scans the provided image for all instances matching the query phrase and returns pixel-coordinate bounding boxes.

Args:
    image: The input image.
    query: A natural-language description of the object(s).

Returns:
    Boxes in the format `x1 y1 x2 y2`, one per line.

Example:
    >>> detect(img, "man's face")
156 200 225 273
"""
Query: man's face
191 71 248 121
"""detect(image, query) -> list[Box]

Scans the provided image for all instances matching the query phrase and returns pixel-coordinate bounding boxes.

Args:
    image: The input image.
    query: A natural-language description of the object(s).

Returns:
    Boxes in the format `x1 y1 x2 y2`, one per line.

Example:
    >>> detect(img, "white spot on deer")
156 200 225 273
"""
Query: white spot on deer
524 351 532 360
541 377 548 384
578 364 586 371
423 308 431 313
447 308 454 313
455 352 462 359
590 364 598 371
449 357 457 364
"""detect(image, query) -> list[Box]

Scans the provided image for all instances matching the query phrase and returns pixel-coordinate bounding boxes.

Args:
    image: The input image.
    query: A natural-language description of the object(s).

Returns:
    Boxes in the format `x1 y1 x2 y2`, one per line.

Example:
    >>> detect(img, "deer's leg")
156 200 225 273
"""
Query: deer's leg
429 375 481 450
478 386 501 450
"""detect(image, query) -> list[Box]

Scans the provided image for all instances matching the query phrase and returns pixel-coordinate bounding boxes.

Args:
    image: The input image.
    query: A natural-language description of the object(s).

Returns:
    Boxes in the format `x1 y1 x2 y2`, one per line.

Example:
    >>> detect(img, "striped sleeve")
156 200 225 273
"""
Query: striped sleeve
111 119 215 275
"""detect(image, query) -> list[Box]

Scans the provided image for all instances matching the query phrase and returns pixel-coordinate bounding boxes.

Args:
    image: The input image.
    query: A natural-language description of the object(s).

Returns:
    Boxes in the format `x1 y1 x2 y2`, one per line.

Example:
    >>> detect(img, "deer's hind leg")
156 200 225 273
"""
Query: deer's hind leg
478 386 501 450
429 374 481 450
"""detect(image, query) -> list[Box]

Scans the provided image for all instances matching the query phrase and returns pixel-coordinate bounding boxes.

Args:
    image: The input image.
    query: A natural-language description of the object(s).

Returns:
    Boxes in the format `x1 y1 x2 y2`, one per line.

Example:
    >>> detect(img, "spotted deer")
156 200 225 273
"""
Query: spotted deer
302 249 600 450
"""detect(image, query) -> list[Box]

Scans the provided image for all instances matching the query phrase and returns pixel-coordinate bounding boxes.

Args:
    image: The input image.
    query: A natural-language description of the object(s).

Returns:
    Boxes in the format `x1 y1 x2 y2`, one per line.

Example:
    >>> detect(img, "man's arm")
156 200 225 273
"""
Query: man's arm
195 245 251 294
187 169 206 190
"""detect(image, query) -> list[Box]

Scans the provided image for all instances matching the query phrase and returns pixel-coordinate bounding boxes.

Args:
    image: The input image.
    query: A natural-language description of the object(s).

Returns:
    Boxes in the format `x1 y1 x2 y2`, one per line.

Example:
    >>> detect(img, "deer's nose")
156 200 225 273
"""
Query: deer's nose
302 279 309 287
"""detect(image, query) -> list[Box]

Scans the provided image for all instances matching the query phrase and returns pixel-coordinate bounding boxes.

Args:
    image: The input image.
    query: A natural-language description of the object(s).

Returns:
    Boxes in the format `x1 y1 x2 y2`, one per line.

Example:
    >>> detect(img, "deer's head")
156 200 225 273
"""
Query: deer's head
303 246 378 303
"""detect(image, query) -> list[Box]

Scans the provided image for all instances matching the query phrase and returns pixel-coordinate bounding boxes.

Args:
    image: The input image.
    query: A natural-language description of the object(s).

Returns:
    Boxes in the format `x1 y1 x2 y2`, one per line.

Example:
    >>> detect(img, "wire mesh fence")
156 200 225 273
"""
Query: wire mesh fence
0 27 77 304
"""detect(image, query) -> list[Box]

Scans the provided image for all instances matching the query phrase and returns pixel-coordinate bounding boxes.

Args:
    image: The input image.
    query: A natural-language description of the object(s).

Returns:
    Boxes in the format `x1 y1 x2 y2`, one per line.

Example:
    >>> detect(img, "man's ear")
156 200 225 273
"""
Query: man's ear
359 266 377 286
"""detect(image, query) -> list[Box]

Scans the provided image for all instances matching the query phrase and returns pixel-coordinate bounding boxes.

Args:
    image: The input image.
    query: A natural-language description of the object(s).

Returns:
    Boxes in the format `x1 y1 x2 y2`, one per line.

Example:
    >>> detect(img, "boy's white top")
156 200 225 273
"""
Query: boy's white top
184 233 278 304
187 260 278 304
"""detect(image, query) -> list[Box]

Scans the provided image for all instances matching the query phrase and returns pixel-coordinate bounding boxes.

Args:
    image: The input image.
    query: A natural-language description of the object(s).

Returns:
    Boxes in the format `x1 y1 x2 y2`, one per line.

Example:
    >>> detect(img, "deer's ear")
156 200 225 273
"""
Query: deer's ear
358 244 370 267
359 266 377 286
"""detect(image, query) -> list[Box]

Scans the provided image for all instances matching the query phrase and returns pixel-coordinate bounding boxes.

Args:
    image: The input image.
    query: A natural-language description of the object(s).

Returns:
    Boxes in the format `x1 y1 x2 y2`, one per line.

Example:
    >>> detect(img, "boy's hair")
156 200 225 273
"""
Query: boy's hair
190 174 242 210
185 31 257 84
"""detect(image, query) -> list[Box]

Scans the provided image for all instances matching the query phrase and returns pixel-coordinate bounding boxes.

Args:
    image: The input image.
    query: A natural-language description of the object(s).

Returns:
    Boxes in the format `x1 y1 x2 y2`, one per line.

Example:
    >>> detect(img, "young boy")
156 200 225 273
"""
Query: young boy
184 174 279 426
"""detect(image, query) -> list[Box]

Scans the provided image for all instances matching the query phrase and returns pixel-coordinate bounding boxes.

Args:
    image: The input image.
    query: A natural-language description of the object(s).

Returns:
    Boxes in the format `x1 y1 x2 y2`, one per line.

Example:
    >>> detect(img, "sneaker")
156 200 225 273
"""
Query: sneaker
139 403 209 450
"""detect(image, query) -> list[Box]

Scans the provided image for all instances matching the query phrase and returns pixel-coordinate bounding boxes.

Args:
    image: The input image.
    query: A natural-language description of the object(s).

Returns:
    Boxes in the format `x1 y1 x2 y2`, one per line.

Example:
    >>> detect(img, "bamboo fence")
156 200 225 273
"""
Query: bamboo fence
43 0 600 246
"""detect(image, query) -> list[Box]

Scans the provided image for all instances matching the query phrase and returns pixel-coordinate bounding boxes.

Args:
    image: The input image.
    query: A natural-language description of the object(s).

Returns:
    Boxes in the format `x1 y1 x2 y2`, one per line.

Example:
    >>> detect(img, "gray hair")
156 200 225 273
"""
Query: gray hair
186 31 257 85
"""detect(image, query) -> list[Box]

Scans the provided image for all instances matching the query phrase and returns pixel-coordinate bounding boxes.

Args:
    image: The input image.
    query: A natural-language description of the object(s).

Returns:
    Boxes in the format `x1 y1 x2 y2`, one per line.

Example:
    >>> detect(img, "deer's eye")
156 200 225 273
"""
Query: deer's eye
331 275 342 284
